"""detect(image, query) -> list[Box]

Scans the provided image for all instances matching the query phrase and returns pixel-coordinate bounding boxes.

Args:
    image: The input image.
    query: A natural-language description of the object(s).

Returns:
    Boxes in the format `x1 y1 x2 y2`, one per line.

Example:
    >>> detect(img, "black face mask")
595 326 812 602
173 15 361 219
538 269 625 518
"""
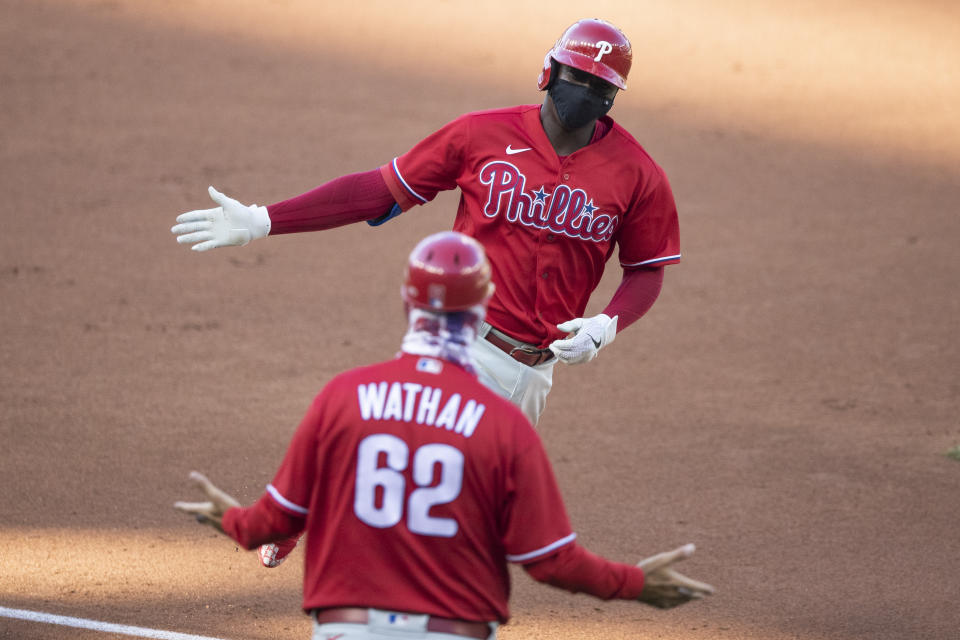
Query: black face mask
548 79 614 130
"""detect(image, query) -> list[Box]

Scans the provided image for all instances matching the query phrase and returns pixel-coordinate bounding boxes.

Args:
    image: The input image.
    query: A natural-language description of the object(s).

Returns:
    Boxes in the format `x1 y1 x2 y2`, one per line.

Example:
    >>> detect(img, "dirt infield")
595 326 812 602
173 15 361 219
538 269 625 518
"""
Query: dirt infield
2 1 958 639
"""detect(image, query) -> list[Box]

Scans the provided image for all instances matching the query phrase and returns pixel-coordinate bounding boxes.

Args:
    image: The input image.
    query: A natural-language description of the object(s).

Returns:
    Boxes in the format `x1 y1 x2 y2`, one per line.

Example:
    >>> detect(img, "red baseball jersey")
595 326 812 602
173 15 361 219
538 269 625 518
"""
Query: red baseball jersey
380 105 681 347
223 353 578 622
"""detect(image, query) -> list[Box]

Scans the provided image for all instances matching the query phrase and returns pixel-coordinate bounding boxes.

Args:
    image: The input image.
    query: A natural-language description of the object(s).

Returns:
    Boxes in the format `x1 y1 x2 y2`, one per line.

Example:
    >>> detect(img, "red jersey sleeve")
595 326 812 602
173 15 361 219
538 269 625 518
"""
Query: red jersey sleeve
601 266 664 332
379 115 469 211
266 169 395 234
615 165 681 268
500 428 578 563
522 542 646 599
221 494 305 550
220 393 328 548
496 423 646 601
265 392 328 517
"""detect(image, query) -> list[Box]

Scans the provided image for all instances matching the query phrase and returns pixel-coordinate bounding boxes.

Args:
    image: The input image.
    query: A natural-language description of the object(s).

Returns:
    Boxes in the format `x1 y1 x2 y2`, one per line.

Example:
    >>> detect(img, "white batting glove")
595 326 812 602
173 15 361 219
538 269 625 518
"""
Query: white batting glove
548 313 618 365
171 186 271 252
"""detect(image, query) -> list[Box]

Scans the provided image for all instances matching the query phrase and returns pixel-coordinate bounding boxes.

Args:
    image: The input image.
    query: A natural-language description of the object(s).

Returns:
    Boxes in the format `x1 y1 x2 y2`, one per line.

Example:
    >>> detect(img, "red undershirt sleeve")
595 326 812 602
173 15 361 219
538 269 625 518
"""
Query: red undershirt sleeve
601 266 664 333
221 494 306 550
265 169 396 235
522 542 646 600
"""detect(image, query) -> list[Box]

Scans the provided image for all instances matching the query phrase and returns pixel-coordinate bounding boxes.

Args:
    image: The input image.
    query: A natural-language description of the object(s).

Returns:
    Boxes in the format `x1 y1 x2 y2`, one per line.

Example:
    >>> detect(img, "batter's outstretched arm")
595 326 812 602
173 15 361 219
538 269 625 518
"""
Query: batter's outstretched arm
172 169 398 251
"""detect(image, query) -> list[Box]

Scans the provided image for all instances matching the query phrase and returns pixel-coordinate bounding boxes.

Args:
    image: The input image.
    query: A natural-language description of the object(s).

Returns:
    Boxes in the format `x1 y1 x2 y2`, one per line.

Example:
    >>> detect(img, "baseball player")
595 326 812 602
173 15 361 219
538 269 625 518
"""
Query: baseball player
172 18 679 429
174 231 714 640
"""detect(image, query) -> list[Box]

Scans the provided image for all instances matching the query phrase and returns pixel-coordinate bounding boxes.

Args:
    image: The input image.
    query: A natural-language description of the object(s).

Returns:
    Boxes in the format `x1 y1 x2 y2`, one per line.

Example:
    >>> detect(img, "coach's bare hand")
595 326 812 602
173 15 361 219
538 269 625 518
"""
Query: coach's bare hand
174 471 240 533
636 543 714 609
172 186 271 251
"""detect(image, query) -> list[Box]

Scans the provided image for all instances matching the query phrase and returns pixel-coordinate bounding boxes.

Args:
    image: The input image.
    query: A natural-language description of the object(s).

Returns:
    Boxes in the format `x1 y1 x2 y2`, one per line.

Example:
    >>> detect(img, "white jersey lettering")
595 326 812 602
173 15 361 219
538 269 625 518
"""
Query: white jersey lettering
401 382 423 422
356 382 483 438
417 386 442 425
454 399 485 437
357 382 388 420
434 393 461 431
382 382 405 421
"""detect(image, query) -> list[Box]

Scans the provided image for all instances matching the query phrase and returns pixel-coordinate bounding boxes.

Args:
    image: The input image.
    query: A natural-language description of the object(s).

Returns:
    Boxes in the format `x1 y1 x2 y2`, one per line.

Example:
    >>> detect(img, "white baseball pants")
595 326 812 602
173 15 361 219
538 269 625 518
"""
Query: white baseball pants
470 324 556 426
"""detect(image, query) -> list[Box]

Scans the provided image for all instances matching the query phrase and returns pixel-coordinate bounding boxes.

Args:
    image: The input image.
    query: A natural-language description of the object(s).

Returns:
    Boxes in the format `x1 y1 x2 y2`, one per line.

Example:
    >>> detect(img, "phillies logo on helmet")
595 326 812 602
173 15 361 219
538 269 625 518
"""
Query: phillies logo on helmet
594 40 614 61
478 161 618 243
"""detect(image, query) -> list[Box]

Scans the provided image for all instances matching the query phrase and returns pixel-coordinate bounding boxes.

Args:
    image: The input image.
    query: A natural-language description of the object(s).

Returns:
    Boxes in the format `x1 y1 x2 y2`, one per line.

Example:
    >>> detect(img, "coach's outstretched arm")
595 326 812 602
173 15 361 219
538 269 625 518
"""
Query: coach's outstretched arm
175 471 305 546
522 540 713 609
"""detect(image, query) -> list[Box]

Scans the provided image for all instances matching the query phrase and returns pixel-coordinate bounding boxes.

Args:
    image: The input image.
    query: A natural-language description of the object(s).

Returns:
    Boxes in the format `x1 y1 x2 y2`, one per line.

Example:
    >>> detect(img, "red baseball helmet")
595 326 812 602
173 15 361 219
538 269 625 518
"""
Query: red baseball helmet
537 18 632 91
402 231 495 312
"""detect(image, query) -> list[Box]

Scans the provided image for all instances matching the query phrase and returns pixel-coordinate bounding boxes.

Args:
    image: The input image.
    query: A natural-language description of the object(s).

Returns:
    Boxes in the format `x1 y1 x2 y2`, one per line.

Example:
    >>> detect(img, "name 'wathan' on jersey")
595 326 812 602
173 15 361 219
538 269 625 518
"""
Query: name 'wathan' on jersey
357 380 486 438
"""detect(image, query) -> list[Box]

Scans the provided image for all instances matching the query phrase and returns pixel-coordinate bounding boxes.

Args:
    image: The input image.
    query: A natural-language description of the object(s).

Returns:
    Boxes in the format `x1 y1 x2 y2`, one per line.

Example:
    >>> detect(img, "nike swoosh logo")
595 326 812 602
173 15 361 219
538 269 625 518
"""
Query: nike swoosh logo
506 145 532 155
588 334 602 349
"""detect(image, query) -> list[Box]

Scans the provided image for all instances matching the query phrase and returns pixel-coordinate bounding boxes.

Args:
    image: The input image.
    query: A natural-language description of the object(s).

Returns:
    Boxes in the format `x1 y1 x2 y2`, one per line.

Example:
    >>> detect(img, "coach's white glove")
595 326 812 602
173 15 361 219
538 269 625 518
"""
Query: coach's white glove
171 186 271 252
548 313 617 365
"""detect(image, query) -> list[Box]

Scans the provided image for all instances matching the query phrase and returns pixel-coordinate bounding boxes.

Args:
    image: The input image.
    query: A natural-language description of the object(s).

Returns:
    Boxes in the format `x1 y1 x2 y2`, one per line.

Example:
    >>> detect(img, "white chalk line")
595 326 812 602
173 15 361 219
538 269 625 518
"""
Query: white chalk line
0 606 233 640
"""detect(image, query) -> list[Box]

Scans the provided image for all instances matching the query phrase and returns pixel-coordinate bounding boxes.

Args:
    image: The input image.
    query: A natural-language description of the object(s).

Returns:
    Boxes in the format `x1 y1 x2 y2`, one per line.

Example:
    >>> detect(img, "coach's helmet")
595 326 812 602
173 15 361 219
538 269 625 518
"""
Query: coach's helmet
402 231 495 312
537 18 632 91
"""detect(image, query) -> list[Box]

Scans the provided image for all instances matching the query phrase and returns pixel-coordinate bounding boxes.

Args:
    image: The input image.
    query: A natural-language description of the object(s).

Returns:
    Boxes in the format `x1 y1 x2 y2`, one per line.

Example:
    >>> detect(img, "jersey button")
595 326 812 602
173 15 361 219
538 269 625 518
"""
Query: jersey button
547 234 556 242
542 272 549 279
562 173 570 180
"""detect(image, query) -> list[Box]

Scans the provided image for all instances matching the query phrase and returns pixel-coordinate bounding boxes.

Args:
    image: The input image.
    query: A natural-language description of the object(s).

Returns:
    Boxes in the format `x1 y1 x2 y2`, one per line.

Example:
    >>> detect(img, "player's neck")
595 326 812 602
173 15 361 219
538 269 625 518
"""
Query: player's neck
539 101 595 156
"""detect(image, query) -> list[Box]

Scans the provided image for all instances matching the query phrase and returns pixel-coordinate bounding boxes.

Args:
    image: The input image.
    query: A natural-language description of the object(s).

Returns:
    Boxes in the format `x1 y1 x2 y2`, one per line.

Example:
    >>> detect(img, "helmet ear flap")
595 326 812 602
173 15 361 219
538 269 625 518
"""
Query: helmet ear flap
537 57 562 91
537 53 553 90
545 59 559 90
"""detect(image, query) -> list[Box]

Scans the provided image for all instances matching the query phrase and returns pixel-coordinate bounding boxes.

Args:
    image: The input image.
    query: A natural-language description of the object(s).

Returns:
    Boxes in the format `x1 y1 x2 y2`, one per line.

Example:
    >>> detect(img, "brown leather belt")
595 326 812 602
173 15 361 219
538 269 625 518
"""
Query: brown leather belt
483 327 554 367
314 607 491 639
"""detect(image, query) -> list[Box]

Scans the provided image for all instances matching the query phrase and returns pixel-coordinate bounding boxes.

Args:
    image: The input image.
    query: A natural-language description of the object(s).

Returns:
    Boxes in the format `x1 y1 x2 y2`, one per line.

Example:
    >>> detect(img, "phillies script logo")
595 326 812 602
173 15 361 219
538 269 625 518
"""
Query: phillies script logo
478 161 618 243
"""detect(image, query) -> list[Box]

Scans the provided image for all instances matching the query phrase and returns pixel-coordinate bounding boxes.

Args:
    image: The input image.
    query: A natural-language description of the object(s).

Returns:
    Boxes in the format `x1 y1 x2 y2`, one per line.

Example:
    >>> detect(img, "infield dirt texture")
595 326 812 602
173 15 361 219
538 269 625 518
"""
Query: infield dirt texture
2 1 958 639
